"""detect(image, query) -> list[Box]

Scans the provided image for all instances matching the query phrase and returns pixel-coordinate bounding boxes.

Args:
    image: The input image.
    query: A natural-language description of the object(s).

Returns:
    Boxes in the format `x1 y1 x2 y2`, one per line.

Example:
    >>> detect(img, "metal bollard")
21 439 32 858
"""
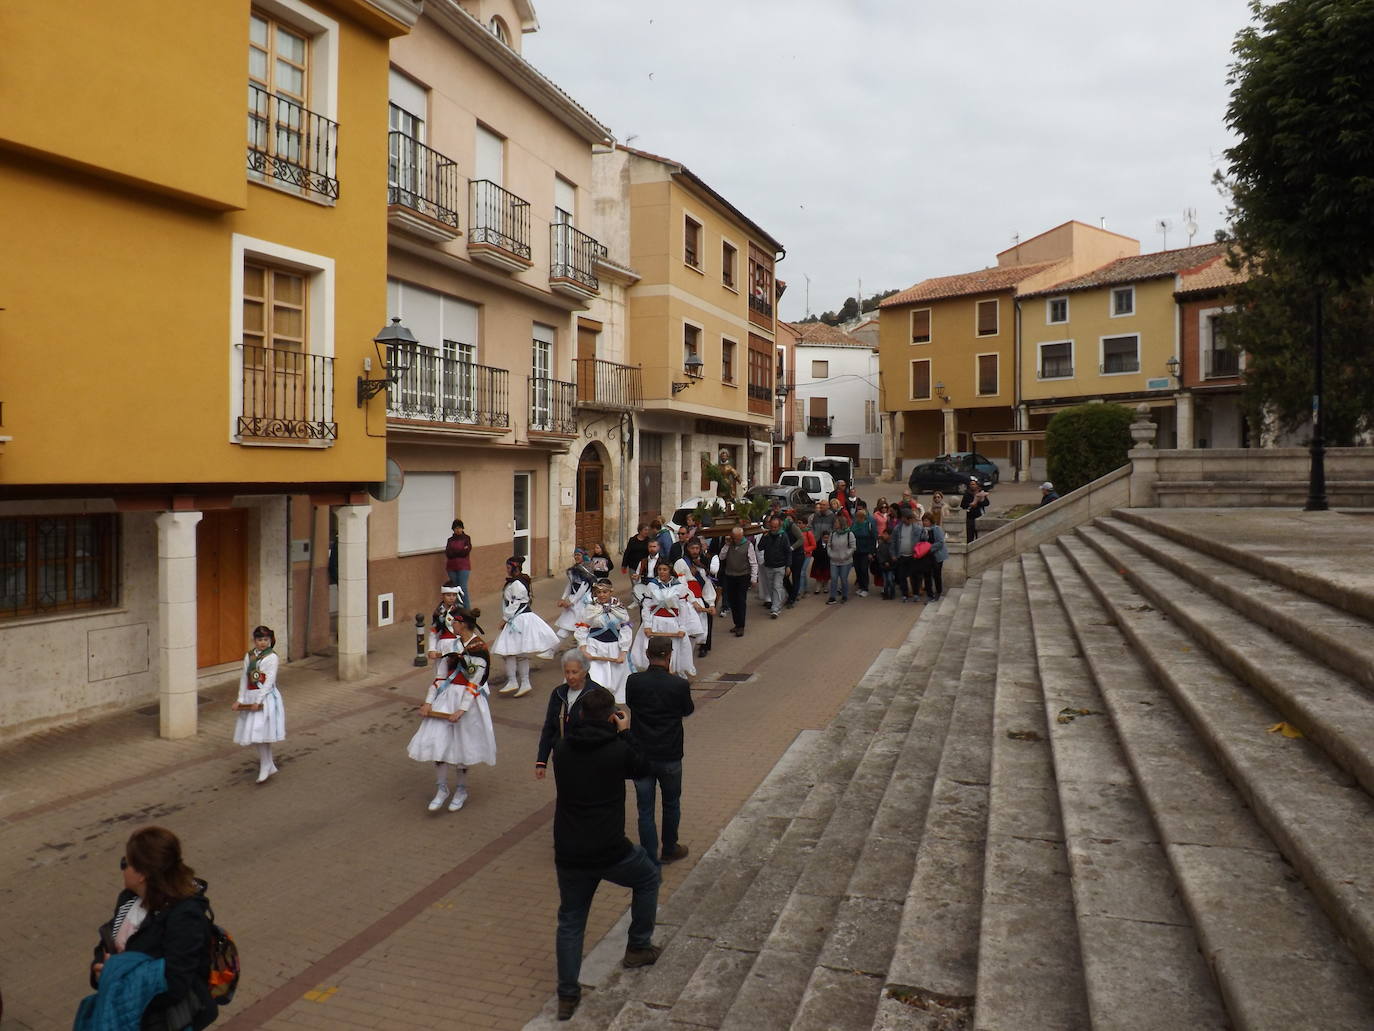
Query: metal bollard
414 613 428 667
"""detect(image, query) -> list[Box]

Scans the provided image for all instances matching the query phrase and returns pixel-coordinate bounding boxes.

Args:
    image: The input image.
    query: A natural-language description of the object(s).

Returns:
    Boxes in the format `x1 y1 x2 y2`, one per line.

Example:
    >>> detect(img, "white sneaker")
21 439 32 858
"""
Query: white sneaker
448 786 469 811
498 680 519 694
427 787 449 812
858 590 869 597
513 681 532 698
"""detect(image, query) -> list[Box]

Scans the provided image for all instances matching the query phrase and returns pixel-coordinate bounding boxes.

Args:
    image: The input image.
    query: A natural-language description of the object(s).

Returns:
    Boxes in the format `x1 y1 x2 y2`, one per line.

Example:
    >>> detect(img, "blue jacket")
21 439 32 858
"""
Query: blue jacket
74 952 168 1031
925 525 948 563
851 516 878 554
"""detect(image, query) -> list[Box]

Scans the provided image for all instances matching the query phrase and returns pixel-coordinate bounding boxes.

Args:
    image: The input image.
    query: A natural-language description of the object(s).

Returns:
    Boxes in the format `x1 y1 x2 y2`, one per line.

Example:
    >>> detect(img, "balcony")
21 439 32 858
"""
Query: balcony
748 291 773 330
771 427 792 444
1100 358 1141 375
1204 348 1241 379
806 415 834 437
247 84 338 200
387 132 460 242
528 376 578 438
748 382 773 417
236 344 337 441
573 358 643 411
550 223 605 301
468 180 532 271
385 344 509 434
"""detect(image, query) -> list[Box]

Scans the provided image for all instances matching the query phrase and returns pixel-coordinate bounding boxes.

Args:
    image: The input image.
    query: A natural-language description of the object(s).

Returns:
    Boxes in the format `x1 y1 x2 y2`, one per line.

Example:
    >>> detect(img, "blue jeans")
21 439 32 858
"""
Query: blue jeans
829 562 853 600
445 568 470 603
556 846 660 999
634 759 683 862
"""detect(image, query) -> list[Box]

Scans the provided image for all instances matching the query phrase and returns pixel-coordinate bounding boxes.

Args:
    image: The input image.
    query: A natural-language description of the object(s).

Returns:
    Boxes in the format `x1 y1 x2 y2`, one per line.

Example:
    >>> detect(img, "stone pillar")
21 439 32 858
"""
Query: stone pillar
1016 404 1031 481
880 412 898 480
1175 391 1195 449
1128 404 1160 507
335 504 370 681
156 510 202 739
942 408 958 455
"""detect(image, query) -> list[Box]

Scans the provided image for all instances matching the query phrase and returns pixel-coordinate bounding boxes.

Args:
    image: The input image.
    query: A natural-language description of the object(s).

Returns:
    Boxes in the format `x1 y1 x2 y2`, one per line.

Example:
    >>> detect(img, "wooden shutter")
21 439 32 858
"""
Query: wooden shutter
910 360 931 399
977 354 998 395
977 299 998 335
911 308 931 343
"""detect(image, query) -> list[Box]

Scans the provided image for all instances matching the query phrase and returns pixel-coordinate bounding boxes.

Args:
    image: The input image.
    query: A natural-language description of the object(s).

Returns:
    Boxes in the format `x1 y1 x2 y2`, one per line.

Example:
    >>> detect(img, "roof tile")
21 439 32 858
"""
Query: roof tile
879 262 1060 308
1022 243 1226 298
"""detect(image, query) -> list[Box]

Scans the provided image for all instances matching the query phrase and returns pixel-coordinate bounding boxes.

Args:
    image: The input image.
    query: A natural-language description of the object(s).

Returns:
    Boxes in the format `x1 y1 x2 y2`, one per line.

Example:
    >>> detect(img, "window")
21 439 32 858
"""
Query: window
748 245 774 319
976 353 999 396
1038 341 1073 379
397 473 454 555
1111 286 1135 316
684 323 702 374
910 359 931 400
976 299 999 336
0 515 118 619
807 396 829 435
250 11 309 106
722 241 737 289
911 308 931 344
242 259 311 437
864 399 879 434
1047 297 1068 324
811 360 829 378
684 215 702 269
1101 335 1140 374
489 15 510 44
1204 313 1240 378
531 323 554 429
722 338 737 383
748 335 772 402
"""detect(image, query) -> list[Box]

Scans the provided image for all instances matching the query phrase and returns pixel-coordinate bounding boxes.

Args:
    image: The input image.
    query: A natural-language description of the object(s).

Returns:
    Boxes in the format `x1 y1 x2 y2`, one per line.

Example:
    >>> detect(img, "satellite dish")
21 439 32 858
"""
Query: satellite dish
1184 207 1199 243
369 458 404 502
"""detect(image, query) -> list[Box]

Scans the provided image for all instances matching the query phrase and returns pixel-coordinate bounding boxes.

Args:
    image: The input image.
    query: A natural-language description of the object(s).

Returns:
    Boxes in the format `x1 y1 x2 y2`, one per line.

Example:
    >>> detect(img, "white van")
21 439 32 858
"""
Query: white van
778 469 835 504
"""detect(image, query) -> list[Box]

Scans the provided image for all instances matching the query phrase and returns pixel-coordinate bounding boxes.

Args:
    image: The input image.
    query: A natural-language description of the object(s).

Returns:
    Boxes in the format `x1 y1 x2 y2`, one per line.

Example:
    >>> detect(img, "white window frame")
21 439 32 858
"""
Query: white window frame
720 235 739 292
721 335 738 384
1199 304 1242 379
397 472 455 556
229 233 335 447
1110 285 1135 318
682 210 704 273
1037 339 1074 381
974 352 999 397
811 359 829 379
975 298 999 337
910 307 932 344
1099 333 1141 376
909 358 932 401
1046 296 1069 325
683 318 704 375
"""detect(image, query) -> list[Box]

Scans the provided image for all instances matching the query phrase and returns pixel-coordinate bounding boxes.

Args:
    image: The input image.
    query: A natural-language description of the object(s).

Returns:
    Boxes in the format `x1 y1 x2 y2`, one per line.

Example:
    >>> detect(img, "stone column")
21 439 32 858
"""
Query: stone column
1016 404 1031 481
156 510 202 739
1175 391 1195 449
880 412 898 480
335 504 370 681
942 408 958 455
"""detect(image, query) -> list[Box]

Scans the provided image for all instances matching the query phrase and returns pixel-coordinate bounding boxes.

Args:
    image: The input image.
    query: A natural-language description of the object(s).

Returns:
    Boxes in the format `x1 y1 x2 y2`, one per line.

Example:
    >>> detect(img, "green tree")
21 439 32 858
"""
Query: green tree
1045 404 1135 494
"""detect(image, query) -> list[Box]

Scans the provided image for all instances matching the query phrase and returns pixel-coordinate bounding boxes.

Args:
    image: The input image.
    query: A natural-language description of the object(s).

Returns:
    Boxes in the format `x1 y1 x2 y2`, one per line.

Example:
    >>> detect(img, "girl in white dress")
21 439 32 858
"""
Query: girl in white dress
492 555 559 698
406 608 497 812
631 560 695 677
232 625 285 783
672 558 707 643
573 579 635 704
426 585 463 672
553 548 598 640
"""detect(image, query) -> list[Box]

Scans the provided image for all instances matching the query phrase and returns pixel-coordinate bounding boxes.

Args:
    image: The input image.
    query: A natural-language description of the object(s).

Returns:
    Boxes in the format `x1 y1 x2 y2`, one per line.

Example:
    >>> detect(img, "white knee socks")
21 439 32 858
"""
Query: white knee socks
256 743 277 783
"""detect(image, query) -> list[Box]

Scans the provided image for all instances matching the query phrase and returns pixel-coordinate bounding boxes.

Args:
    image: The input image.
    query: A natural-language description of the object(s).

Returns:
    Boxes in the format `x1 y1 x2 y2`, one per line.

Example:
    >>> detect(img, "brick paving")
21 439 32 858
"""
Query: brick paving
0 579 921 1030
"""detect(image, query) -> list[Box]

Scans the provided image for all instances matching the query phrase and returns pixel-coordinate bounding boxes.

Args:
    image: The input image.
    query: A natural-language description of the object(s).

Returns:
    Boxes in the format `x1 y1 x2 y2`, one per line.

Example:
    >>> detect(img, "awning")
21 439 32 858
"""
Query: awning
1028 397 1177 416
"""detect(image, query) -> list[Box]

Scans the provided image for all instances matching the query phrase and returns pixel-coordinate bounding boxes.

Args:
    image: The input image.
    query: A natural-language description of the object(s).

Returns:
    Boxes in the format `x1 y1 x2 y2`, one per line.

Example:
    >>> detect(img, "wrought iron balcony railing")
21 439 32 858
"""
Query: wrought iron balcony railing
1100 357 1141 375
385 343 509 428
469 180 531 259
550 223 605 293
237 344 337 440
388 132 460 228
573 358 643 411
1204 348 1241 379
748 384 773 403
528 376 578 435
749 292 773 318
1039 357 1074 379
806 416 834 436
247 84 339 199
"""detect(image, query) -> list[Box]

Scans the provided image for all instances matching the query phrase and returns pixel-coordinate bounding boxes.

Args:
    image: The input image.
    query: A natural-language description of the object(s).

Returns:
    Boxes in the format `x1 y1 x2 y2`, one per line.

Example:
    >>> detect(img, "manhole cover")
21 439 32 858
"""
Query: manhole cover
716 673 751 682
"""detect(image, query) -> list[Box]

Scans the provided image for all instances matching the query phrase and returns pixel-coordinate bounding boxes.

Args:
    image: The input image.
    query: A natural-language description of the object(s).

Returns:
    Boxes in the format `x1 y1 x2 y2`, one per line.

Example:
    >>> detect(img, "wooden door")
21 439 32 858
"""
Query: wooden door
576 326 598 402
575 449 604 548
197 508 248 668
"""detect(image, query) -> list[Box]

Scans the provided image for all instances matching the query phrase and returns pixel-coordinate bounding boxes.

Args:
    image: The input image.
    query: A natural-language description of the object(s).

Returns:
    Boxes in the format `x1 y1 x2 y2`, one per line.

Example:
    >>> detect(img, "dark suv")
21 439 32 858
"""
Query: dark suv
939 452 999 485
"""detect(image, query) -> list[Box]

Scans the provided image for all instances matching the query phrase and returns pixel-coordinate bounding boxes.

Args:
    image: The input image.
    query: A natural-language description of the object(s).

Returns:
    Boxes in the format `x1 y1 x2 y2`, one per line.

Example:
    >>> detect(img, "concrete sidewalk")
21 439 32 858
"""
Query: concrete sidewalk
0 573 923 1030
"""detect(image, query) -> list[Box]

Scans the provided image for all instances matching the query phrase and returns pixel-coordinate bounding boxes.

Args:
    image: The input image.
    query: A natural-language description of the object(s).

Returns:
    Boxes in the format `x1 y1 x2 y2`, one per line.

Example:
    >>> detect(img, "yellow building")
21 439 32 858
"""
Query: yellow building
0 1 418 738
601 146 784 518
877 221 1137 480
1018 242 1227 476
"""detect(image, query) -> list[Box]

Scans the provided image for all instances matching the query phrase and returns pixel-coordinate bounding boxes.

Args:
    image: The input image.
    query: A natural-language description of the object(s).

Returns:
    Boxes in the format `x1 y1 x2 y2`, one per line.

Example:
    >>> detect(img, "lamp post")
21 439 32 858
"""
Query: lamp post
1306 289 1327 511
358 317 415 406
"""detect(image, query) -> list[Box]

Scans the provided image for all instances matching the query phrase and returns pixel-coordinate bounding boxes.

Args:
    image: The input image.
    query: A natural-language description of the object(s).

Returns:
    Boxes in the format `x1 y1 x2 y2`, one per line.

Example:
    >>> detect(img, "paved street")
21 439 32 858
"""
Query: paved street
0 578 921 1030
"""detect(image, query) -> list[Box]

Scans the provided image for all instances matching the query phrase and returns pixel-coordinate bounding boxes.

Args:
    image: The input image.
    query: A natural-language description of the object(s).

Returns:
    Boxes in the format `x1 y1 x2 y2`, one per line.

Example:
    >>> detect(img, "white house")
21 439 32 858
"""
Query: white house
786 321 883 476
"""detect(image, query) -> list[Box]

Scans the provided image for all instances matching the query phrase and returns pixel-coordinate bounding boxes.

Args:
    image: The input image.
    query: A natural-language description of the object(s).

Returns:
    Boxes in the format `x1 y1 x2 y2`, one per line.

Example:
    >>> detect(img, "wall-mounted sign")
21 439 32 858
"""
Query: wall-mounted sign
1146 378 1171 391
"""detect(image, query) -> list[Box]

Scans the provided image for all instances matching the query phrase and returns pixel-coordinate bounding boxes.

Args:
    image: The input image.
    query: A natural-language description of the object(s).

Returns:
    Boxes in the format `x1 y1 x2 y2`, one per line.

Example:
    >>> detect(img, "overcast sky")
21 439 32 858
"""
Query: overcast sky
525 0 1255 323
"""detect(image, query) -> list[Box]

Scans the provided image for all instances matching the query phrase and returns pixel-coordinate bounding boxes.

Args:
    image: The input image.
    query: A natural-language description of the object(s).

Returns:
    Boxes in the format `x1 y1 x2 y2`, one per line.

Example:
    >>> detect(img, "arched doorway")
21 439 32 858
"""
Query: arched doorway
575 443 605 548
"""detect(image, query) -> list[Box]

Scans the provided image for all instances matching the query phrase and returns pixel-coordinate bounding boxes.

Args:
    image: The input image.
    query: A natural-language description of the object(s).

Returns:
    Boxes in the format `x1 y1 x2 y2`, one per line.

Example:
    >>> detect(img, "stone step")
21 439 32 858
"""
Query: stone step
1021 550 1228 1029
1113 507 1374 623
710 584 986 1031
1084 518 1374 799
1053 533 1374 1025
974 559 1091 1030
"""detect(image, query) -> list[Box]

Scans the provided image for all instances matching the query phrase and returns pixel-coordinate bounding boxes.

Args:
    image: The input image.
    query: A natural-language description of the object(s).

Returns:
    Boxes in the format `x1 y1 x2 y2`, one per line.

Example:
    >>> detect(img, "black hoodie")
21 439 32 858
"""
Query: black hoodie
552 717 650 868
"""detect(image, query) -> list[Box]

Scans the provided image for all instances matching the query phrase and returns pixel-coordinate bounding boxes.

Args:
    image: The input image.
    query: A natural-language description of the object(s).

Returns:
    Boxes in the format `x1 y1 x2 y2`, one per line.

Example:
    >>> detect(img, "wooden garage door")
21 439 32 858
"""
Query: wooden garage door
197 508 248 668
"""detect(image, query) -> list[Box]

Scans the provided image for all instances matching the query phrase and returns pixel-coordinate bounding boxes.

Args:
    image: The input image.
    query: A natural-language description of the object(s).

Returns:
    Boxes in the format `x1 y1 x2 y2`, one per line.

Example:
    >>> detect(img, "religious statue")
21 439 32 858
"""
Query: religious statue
701 448 741 505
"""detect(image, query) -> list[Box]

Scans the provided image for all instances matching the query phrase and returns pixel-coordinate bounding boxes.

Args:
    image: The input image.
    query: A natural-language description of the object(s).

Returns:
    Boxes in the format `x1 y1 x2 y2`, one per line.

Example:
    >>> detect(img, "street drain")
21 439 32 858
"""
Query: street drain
716 673 751 682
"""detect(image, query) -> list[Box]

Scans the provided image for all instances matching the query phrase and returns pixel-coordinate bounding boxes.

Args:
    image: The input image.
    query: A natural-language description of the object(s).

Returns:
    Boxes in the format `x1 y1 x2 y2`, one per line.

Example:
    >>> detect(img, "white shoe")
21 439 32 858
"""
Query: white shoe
499 680 519 694
513 681 532 698
427 787 449 812
858 590 869 597
448 786 469 811
256 765 277 784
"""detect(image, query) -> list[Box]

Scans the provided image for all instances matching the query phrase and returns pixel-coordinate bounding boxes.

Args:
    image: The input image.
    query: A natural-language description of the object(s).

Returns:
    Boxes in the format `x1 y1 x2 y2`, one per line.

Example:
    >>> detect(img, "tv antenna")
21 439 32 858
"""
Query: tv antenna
1183 208 1198 244
1156 218 1172 250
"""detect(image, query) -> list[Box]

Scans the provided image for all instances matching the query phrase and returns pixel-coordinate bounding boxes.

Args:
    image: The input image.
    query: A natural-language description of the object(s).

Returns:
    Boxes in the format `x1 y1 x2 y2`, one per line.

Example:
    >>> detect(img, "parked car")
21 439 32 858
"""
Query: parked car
743 484 816 518
777 469 836 504
796 455 854 487
938 451 1000 485
909 459 994 493
666 496 720 533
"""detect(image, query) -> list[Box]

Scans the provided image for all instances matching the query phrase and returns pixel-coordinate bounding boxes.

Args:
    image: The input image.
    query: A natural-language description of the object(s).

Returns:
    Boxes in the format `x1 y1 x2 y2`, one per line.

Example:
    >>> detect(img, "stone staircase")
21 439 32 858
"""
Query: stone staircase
528 508 1374 1030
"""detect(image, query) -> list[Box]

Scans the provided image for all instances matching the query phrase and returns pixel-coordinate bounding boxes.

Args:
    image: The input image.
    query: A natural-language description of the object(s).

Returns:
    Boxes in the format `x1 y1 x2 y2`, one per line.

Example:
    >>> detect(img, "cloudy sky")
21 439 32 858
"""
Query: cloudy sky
525 0 1255 323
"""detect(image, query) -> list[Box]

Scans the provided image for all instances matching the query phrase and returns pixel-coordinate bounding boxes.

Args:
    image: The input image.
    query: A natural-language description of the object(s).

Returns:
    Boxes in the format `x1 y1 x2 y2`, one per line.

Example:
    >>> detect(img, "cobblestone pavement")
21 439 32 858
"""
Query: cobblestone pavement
0 578 921 1030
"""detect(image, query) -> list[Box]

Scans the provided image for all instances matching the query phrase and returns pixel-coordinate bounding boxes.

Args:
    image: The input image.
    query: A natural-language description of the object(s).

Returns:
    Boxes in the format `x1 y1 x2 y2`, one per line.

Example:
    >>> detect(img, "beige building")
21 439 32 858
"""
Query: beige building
597 145 784 522
366 0 618 622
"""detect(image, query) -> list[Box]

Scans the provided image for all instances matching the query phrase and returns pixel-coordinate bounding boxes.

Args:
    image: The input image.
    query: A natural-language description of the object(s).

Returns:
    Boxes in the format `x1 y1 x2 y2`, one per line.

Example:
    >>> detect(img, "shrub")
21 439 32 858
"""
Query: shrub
1045 403 1135 494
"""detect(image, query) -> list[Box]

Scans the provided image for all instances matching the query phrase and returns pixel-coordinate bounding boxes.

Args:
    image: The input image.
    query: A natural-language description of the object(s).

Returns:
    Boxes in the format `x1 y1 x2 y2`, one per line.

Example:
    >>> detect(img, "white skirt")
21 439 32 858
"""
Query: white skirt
582 636 630 704
492 612 560 658
406 694 497 767
234 689 285 745
629 615 695 677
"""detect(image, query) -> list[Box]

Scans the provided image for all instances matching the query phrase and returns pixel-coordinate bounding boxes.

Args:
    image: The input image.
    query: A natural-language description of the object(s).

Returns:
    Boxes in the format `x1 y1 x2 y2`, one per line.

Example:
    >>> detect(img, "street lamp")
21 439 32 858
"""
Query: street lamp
1165 355 1181 382
358 318 415 406
672 352 705 395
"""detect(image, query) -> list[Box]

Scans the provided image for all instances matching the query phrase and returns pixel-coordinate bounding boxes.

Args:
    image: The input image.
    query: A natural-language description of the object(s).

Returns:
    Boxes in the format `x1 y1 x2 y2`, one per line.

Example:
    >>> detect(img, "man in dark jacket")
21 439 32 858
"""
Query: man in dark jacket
551 686 660 1021
626 636 695 865
619 524 652 583
534 650 602 778
757 515 792 618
